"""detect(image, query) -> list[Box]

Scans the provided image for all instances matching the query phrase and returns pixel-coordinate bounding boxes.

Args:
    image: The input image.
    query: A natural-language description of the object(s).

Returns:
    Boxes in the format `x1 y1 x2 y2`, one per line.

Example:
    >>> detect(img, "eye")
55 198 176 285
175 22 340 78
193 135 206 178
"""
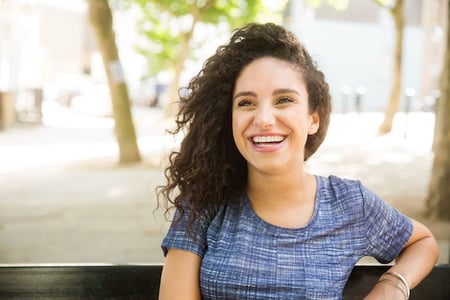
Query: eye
276 96 294 105
236 99 254 107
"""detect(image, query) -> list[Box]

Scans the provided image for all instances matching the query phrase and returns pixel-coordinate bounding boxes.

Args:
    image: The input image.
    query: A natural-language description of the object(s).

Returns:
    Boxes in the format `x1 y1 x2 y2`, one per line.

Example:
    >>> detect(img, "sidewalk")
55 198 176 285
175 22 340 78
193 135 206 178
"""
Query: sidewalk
0 102 448 264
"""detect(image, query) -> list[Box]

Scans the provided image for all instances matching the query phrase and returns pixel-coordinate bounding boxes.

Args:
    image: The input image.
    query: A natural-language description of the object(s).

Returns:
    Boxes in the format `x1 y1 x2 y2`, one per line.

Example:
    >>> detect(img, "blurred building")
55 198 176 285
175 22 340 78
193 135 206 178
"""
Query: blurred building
284 0 447 112
0 0 94 125
0 0 163 125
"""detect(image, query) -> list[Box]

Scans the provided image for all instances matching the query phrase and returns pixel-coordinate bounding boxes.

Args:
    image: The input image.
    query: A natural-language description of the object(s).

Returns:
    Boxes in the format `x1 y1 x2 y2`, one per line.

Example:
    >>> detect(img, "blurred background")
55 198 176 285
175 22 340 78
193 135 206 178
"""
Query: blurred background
0 0 449 264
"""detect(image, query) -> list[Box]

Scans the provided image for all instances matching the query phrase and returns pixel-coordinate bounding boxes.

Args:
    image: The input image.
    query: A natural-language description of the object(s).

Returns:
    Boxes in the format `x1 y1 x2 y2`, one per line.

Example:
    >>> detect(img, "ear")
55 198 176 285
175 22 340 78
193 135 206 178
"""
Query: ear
308 111 320 135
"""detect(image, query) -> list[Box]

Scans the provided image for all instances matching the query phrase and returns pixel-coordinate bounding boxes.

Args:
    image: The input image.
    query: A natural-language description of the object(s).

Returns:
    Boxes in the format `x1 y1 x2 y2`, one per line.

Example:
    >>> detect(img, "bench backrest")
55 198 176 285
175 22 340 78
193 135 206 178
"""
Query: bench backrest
0 264 448 299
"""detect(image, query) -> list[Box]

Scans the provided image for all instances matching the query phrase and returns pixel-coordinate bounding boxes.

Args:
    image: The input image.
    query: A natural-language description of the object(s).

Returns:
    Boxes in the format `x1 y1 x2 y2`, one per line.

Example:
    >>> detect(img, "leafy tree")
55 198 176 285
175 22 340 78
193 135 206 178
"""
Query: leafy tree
426 1 450 220
122 0 268 116
87 0 141 163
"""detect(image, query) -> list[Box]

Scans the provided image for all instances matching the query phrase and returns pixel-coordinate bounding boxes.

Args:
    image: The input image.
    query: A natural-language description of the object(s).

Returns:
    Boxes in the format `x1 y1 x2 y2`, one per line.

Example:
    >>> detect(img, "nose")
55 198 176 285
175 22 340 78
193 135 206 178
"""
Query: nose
254 105 275 129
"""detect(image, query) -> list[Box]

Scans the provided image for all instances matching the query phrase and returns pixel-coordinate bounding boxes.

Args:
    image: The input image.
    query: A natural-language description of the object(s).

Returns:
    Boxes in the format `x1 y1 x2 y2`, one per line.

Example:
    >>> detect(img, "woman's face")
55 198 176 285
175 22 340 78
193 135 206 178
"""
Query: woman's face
232 57 319 176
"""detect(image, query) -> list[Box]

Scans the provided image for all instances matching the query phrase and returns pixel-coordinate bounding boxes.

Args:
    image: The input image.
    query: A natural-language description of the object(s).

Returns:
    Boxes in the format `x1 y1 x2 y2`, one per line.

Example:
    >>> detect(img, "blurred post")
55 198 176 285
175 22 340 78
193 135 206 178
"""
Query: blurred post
431 89 441 151
403 87 415 138
355 86 366 114
0 91 16 130
341 85 352 114
31 87 43 123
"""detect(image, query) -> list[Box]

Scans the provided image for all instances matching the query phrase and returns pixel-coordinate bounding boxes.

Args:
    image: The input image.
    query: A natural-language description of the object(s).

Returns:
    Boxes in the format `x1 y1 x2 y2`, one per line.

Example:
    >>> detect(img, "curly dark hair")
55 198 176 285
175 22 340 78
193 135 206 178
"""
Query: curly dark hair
157 23 331 227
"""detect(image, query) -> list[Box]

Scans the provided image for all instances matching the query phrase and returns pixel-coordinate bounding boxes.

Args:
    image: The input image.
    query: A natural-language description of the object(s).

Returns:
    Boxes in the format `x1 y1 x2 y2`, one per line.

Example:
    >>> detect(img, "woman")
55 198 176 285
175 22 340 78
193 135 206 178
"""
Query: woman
158 23 439 299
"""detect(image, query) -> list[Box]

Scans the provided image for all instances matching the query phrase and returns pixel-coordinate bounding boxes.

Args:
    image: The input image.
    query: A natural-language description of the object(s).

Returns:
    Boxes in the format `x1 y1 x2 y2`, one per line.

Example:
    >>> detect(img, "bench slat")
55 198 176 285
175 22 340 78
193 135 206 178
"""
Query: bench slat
0 265 162 299
342 265 450 299
0 264 448 299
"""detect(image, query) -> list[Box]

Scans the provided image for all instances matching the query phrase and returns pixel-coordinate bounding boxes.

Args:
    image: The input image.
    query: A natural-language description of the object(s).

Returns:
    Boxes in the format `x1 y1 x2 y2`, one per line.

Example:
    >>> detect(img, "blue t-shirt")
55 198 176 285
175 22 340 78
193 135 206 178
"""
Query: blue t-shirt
161 175 413 299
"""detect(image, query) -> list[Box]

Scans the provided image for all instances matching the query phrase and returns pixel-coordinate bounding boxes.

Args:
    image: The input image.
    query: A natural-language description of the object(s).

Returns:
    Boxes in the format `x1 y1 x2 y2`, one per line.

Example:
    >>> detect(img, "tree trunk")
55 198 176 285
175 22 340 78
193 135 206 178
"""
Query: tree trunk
165 14 198 118
87 0 141 163
426 0 450 220
378 0 404 135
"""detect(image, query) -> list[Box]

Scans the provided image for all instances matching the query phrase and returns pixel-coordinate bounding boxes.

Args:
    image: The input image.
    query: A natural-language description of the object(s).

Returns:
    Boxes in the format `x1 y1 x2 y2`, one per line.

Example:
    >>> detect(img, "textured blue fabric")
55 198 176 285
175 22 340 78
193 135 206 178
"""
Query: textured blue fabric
161 175 413 299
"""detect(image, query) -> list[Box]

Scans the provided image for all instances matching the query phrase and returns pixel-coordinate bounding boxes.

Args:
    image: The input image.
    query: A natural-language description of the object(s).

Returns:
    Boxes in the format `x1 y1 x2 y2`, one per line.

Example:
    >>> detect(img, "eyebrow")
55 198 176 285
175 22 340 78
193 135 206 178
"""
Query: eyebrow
233 91 256 101
233 88 300 101
273 88 300 95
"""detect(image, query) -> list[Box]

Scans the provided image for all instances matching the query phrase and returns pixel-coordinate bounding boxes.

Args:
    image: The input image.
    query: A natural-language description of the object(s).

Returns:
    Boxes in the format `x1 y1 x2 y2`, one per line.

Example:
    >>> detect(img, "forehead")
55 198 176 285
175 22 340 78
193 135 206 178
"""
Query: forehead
234 57 305 92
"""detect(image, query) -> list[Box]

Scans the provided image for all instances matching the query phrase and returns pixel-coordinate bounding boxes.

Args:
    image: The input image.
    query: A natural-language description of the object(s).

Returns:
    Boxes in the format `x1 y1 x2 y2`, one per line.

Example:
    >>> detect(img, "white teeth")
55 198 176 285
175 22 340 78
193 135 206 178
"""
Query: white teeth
252 136 285 143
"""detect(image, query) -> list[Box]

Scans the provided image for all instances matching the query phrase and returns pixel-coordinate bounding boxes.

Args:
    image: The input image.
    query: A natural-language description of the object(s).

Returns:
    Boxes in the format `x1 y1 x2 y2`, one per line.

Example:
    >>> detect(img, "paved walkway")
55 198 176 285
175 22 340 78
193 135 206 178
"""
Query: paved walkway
0 102 448 264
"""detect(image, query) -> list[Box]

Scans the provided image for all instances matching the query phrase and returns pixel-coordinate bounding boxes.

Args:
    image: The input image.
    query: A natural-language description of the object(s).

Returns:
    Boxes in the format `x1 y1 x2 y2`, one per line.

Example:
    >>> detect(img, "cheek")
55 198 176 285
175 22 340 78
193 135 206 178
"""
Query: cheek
231 114 241 144
232 113 249 150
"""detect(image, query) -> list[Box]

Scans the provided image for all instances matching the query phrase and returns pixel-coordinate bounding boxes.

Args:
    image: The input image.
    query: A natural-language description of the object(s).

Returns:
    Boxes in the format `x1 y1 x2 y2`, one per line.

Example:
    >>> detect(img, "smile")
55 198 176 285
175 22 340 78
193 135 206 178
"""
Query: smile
251 135 286 145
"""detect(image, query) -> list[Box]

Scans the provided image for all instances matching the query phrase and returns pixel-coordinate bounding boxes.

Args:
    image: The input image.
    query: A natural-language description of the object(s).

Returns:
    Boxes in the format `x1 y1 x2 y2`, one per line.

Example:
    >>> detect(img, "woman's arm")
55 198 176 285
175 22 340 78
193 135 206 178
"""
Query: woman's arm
159 248 202 300
365 218 439 299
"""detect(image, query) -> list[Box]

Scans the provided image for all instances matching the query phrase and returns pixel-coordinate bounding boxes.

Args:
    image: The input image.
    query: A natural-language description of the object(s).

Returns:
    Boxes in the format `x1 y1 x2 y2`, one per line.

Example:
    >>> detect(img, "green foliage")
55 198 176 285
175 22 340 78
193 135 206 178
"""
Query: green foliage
117 0 268 78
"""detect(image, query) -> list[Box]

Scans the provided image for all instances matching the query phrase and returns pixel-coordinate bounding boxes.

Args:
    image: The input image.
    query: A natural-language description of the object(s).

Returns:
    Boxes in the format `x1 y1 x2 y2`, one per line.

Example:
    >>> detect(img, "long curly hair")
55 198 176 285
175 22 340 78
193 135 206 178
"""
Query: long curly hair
157 23 331 228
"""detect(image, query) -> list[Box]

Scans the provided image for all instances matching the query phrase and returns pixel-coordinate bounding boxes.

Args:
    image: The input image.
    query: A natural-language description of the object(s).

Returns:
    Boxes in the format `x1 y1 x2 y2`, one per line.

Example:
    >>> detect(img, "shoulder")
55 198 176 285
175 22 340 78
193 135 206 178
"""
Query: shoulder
315 175 368 217
313 175 373 234
318 175 364 200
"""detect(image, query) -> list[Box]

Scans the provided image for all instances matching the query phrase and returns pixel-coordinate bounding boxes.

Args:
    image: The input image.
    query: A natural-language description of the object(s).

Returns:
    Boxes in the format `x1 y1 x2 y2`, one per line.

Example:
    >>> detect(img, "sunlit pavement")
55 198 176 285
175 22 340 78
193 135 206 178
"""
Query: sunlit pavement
0 101 448 264
0 100 179 173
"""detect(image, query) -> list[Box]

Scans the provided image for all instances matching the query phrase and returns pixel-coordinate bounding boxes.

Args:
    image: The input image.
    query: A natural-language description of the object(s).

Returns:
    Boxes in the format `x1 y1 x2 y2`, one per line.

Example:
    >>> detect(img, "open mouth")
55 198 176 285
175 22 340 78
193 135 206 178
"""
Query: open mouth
251 135 286 146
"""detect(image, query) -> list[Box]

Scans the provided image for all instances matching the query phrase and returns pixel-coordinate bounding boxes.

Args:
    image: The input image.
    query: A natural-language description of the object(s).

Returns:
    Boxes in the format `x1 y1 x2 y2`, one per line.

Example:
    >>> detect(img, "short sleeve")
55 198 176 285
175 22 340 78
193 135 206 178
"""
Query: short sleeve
361 183 413 263
161 206 209 258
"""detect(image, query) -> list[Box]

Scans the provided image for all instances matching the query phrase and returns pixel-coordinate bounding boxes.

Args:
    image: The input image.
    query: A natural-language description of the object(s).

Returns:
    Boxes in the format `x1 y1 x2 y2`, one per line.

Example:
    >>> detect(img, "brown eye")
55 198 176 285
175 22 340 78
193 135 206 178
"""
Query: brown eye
237 99 253 107
276 97 294 105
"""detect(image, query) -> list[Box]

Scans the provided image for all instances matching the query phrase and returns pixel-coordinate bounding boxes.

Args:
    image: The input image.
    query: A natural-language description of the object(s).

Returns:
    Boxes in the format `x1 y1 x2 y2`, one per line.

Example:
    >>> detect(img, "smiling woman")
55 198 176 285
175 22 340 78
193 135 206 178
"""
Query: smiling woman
157 23 439 300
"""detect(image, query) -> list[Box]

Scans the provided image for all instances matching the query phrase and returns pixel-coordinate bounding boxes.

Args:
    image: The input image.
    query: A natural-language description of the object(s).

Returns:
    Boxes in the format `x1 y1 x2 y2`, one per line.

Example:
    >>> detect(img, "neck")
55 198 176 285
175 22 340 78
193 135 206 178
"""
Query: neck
246 167 317 228
246 167 313 208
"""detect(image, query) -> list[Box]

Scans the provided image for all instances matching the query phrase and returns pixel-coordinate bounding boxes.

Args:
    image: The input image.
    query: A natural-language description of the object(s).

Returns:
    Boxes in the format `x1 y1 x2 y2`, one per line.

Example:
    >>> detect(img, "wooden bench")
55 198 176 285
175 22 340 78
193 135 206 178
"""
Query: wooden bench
0 264 448 299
